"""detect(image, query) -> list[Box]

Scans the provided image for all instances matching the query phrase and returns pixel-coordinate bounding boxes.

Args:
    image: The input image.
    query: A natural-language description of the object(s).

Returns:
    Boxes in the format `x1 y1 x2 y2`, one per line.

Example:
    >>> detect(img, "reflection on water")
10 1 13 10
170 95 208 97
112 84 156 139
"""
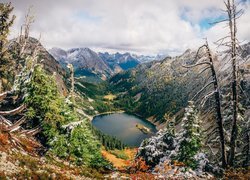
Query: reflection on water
92 113 157 147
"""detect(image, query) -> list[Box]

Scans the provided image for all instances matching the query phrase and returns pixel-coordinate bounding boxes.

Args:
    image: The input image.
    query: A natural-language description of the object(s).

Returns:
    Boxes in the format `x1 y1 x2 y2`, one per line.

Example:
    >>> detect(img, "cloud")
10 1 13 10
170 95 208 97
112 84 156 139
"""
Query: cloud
3 0 250 55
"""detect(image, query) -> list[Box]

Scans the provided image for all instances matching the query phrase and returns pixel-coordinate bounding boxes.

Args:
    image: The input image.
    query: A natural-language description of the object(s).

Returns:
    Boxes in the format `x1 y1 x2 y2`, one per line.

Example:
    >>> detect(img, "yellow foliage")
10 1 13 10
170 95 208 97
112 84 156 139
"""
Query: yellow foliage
103 94 116 101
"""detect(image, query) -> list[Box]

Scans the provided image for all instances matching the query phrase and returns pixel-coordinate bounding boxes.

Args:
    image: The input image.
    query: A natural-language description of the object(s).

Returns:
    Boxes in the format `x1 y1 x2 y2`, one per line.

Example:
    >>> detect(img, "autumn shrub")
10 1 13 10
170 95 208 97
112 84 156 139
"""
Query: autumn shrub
129 157 149 173
0 132 9 145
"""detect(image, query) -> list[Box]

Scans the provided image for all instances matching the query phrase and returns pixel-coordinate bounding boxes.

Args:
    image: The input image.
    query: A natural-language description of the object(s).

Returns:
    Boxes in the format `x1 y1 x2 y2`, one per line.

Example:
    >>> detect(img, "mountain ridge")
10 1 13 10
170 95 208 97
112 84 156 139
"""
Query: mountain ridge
49 47 167 81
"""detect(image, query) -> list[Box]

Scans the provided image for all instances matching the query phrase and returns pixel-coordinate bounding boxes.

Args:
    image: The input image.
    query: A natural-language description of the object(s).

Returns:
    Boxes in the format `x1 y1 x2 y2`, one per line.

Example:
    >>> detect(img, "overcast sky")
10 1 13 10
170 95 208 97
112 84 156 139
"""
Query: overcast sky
3 0 250 55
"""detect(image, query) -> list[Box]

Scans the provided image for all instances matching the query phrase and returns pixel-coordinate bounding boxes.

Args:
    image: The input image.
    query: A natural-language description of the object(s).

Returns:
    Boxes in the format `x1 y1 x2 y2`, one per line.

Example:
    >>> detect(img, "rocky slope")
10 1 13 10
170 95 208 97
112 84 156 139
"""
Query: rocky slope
49 47 167 81
49 47 113 80
99 52 140 72
133 54 167 63
10 37 67 96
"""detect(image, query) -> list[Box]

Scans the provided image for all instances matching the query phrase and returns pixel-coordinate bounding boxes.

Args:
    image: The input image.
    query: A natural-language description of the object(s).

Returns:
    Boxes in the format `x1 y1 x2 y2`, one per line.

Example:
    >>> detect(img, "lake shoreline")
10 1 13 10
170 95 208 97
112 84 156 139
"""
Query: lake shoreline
88 110 164 131
91 112 157 147
90 110 125 121
134 113 164 130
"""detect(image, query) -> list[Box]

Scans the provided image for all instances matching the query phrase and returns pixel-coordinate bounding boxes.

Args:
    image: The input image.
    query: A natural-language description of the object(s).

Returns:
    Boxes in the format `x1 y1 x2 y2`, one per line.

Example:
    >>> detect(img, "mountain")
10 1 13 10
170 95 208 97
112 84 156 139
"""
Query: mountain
109 43 250 127
49 47 112 81
49 47 167 82
132 54 167 63
49 48 142 81
109 49 195 126
98 52 140 72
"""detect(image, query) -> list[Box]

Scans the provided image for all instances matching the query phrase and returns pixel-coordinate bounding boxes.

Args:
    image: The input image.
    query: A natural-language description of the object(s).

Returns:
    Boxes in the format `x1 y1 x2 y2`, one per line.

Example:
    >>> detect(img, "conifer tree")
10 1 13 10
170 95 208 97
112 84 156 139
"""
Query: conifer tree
177 101 201 169
0 3 15 92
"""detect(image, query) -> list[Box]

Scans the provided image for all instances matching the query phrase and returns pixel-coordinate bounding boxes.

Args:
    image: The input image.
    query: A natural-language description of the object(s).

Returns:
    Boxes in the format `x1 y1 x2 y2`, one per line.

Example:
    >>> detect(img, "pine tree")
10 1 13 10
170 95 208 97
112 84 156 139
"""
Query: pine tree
177 101 202 169
0 2 15 92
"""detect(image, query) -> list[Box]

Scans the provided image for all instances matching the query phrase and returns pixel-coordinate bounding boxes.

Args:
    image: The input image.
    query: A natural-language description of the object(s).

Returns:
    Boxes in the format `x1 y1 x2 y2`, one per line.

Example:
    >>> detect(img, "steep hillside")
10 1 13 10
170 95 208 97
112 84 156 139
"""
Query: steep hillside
109 50 200 124
109 44 250 127
10 37 67 95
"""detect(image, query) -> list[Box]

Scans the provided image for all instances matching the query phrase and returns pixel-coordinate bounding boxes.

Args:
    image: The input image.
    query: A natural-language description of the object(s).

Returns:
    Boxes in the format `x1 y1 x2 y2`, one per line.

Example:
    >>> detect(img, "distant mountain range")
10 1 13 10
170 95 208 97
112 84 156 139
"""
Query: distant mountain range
49 47 166 81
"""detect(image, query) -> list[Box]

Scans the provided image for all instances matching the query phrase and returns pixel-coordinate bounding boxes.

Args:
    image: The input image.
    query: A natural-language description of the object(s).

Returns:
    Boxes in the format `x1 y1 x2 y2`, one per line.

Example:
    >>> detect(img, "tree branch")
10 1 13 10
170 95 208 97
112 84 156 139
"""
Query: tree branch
5 116 27 132
182 62 211 68
192 81 215 100
0 104 26 116
200 91 216 107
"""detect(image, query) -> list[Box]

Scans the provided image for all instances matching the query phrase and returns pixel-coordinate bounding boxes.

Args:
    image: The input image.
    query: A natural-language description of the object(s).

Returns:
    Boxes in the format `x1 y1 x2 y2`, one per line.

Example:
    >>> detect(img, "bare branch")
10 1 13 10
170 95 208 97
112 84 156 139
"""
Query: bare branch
182 62 211 68
5 116 27 132
0 92 7 101
192 81 215 100
201 91 216 107
210 18 229 25
21 126 41 136
215 36 231 44
0 104 26 116
198 66 211 75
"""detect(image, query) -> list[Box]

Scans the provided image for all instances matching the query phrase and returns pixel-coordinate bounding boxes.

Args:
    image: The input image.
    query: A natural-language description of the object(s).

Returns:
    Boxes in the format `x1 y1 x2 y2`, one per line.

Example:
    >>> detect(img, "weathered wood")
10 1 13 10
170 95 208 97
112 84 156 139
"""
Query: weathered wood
5 116 26 132
0 115 13 126
0 92 7 101
20 126 41 136
183 41 227 167
26 127 41 136
0 104 26 115
205 43 227 168
227 0 239 166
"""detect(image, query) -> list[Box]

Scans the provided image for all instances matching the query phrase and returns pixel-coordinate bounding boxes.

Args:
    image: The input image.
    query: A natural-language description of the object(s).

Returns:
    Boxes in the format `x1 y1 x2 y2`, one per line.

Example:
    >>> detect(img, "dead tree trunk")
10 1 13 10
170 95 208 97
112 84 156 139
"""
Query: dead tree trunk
205 44 227 167
183 41 227 167
226 0 238 166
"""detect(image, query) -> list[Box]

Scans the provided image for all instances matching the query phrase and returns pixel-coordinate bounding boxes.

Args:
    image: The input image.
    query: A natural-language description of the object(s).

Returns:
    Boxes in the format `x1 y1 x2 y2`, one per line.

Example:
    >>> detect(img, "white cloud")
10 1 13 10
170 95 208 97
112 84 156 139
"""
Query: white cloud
3 0 250 55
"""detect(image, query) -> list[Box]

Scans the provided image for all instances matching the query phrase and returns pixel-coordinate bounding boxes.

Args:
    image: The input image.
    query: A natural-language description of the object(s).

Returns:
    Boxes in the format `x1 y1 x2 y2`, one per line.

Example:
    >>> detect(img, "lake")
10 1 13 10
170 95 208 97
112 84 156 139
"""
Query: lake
92 113 157 147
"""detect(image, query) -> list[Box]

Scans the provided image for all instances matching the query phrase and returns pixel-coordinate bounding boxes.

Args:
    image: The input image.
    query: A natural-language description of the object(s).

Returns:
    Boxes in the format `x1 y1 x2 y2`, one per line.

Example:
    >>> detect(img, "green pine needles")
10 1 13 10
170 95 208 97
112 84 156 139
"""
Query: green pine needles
0 2 16 91
25 65 109 168
177 101 202 169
